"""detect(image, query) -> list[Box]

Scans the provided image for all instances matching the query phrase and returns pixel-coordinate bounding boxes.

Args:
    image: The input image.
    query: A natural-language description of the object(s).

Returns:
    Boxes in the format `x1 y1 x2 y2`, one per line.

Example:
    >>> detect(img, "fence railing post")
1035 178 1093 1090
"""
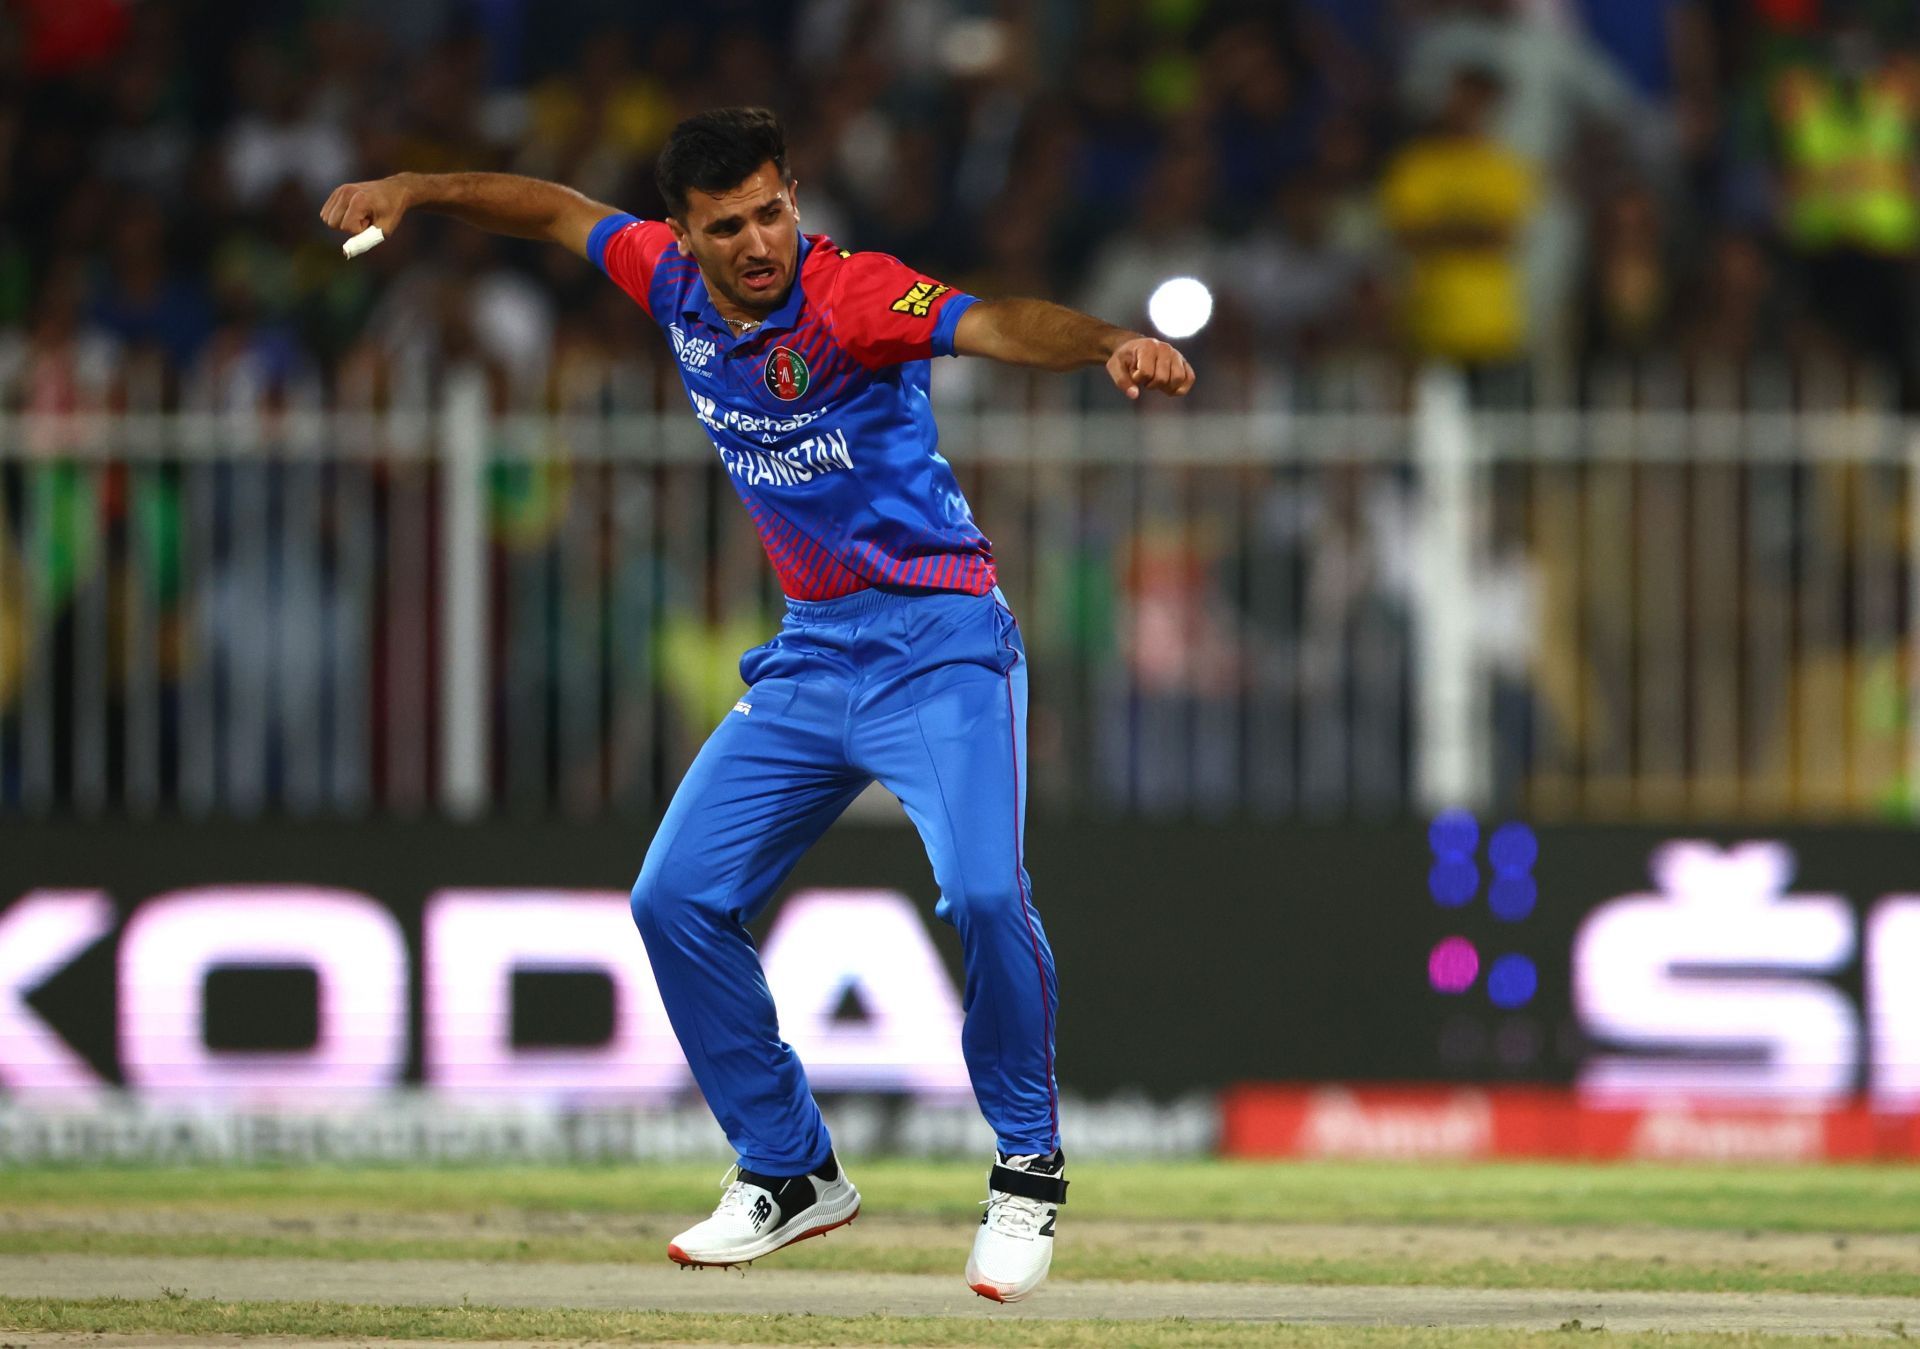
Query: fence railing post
1414 365 1486 813
440 369 490 819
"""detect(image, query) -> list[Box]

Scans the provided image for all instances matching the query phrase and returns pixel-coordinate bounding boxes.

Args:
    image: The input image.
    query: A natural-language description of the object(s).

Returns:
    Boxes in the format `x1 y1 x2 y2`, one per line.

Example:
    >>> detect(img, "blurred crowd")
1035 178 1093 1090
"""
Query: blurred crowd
8 0 1920 823
8 0 1920 414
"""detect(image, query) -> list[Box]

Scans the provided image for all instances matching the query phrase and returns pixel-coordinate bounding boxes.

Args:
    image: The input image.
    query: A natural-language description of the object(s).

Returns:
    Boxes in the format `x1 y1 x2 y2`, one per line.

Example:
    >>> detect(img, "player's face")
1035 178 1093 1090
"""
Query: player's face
670 161 802 319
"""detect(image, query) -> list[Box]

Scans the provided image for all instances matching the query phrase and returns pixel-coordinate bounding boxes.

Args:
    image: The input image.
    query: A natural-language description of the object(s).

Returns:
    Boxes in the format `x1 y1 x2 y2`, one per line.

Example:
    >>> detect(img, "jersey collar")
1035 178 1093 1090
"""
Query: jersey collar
688 231 815 346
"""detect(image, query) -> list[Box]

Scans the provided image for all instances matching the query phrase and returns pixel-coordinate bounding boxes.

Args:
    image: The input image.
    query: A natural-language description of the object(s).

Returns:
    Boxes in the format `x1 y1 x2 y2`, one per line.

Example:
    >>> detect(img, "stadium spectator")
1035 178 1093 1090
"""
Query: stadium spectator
1202 17 1326 222
1231 461 1414 815
385 34 495 178
1406 0 1652 364
8 1 1920 826
1226 177 1372 362
95 50 193 204
1406 0 1649 168
1107 493 1243 816
850 127 965 269
16 0 129 78
1770 19 1920 401
184 270 317 414
1077 133 1224 346
1294 0 1398 111
0 4 1901 408
88 201 212 378
1381 66 1539 370
514 33 675 205
13 256 118 417
1307 111 1391 264
443 227 557 394
223 42 355 209
1677 230 1800 378
1577 183 1681 365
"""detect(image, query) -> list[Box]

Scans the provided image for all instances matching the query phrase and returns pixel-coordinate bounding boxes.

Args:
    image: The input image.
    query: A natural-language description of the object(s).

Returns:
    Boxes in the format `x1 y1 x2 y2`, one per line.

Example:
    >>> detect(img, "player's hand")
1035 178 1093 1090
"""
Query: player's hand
1106 337 1196 401
320 175 411 238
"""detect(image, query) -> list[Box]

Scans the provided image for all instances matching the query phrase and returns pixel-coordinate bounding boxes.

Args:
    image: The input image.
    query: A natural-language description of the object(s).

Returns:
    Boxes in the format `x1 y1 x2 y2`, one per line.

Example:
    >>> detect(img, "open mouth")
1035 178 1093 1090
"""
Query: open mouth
741 263 780 293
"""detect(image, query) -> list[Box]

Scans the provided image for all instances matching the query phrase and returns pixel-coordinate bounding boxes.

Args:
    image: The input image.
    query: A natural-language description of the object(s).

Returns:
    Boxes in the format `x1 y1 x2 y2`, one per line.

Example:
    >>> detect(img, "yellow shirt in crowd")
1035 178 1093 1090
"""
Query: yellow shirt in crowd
1380 136 1538 363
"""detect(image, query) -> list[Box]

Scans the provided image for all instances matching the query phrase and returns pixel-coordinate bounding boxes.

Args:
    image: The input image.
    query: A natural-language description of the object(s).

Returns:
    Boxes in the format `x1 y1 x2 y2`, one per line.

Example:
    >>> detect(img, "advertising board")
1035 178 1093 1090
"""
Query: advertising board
6 816 1919 1160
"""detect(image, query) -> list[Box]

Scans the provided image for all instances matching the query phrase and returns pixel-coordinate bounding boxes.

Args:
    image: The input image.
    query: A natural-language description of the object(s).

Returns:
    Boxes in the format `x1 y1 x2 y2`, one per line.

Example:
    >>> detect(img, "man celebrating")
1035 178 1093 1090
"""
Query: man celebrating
322 107 1193 1303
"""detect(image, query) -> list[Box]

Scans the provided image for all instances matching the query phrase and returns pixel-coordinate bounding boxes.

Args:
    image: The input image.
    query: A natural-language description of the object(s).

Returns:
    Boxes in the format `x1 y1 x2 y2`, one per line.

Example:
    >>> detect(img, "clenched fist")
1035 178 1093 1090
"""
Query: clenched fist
1106 337 1196 400
320 175 413 239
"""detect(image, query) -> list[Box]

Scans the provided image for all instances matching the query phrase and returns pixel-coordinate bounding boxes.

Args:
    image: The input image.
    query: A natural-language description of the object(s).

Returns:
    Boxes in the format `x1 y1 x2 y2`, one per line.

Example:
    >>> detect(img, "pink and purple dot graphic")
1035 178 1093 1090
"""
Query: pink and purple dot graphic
1425 812 1539 1009
1428 936 1480 993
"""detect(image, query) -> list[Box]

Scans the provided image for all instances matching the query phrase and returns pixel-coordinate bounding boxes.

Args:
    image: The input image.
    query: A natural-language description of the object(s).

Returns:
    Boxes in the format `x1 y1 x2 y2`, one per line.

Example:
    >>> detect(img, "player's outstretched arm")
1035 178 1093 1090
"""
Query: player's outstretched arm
952 298 1196 400
319 172 618 261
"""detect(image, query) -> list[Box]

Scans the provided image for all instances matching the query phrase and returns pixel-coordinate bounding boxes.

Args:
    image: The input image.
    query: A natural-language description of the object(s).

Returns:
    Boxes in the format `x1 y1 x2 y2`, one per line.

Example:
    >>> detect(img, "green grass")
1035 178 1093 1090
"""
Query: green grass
8 1159 1920 1232
0 1297 1908 1348
1 1229 1917 1298
7 1159 1920 1299
7 1164 1917 1342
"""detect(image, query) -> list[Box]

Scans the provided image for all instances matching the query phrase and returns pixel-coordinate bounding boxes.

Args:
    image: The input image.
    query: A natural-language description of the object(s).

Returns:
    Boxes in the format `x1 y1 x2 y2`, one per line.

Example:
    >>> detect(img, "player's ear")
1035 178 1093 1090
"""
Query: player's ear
788 178 801 221
667 216 691 257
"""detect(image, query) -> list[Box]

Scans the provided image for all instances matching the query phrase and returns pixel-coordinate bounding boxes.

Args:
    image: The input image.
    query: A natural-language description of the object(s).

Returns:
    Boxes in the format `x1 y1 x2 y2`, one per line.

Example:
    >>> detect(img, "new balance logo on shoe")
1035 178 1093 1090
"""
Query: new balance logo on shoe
666 1155 860 1269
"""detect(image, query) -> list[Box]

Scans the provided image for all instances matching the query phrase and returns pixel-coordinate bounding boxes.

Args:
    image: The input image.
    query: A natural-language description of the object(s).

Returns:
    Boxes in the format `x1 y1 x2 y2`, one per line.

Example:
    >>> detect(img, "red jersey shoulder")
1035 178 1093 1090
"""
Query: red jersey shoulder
602 219 680 316
814 241 972 369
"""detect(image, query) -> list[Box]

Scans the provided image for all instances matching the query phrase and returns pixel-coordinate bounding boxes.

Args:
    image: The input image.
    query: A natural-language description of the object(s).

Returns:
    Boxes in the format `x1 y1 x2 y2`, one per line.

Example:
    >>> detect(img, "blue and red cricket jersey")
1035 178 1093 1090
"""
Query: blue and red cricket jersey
598 212 1061 1178
588 214 995 599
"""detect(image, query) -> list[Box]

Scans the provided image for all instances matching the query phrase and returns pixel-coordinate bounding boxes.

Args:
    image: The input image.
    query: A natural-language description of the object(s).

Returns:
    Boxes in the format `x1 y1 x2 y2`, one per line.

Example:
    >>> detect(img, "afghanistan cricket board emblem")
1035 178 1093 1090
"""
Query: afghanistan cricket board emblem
763 345 811 401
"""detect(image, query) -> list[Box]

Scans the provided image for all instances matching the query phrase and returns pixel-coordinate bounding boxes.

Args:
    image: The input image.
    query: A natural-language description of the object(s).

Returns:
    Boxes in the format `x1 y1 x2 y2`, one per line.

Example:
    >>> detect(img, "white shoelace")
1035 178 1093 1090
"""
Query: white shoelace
711 1164 760 1220
980 1154 1056 1240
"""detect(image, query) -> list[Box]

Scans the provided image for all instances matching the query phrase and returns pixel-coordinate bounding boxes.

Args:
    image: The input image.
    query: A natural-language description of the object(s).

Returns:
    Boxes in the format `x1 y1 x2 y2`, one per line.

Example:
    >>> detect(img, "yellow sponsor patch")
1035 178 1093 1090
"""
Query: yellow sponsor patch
890 281 949 318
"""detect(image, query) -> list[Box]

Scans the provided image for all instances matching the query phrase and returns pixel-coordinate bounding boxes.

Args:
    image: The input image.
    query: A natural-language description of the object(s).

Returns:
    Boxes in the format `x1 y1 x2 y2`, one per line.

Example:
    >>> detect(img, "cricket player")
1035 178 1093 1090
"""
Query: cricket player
322 106 1193 1303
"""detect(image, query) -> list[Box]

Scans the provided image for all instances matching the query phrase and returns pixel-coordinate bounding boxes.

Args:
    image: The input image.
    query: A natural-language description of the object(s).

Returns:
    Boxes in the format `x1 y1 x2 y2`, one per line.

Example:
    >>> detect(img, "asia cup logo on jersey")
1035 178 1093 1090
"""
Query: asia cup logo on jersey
670 324 716 375
763 346 811 401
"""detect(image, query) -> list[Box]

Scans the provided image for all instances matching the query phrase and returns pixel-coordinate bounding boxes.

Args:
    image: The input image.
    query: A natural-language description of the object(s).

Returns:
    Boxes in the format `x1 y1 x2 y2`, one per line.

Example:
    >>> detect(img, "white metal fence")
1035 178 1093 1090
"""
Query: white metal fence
2 372 1917 821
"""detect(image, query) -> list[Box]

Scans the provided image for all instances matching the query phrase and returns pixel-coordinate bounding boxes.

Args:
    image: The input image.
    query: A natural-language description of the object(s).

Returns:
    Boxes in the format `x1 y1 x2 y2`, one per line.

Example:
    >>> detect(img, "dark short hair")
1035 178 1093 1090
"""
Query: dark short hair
1452 63 1505 98
656 107 790 217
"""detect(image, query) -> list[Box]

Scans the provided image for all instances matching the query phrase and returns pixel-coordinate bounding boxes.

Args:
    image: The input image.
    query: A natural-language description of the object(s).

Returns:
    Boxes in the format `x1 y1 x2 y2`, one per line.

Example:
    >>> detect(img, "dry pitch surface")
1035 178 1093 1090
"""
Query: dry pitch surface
2 1161 1918 1346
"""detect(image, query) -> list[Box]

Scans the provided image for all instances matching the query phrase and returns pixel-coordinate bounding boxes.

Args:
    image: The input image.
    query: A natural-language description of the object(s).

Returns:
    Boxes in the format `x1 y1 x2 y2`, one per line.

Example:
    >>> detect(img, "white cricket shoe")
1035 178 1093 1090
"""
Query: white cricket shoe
667 1154 860 1267
966 1149 1067 1302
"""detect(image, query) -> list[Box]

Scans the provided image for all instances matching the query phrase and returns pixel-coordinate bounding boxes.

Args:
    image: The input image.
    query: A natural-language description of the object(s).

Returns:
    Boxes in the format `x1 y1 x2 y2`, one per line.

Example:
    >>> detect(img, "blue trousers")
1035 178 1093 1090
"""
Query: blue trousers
629 586 1060 1175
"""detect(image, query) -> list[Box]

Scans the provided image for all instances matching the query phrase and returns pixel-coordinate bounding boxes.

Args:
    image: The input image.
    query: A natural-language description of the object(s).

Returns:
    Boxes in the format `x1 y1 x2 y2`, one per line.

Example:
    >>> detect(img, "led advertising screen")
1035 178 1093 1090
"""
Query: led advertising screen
4 816 1917 1113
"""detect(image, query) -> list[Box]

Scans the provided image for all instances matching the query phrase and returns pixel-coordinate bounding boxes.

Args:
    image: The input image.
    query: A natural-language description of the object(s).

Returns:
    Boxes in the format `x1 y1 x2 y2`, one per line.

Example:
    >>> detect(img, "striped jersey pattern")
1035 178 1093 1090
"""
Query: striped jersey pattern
589 215 996 599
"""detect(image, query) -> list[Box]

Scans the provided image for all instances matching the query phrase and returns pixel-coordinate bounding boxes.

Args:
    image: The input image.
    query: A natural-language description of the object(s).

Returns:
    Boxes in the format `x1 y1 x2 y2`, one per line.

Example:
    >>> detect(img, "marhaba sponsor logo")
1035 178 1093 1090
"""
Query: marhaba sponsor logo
688 391 827 440
1628 1107 1826 1162
670 324 717 374
1299 1088 1494 1159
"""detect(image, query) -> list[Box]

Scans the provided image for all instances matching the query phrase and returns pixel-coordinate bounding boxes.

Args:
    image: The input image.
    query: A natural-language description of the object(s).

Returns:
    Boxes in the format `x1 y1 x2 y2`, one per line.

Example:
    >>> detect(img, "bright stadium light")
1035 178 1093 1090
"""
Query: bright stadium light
1147 276 1212 339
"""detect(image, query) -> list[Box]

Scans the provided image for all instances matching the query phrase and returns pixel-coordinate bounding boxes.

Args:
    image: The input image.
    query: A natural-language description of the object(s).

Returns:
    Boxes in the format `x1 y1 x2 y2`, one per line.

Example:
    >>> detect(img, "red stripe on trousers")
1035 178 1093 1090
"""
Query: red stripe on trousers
1004 662 1057 1145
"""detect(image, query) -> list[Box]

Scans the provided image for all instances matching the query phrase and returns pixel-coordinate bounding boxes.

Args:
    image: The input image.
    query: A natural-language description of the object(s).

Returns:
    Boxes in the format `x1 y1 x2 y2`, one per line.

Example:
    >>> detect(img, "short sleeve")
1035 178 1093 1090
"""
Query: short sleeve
590 213 677 316
826 251 978 368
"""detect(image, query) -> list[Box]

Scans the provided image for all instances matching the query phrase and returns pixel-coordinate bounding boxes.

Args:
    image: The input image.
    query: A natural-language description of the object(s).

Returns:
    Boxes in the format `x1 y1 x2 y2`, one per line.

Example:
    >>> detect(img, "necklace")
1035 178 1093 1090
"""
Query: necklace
727 316 761 334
